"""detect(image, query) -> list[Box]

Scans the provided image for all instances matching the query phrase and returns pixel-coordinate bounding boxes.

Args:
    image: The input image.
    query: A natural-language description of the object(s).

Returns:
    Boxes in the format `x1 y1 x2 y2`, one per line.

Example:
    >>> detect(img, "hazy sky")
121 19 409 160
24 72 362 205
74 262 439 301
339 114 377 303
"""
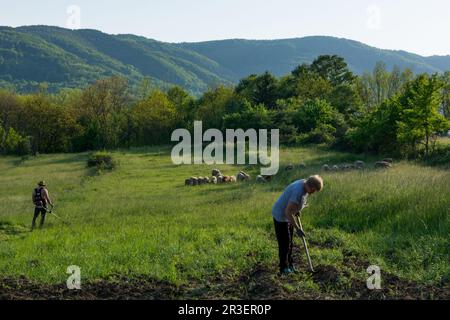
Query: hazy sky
1 0 449 56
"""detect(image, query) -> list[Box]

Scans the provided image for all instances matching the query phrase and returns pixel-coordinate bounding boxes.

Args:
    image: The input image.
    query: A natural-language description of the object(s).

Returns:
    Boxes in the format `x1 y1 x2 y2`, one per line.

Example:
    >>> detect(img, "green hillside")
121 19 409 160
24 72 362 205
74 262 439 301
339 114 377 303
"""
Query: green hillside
180 37 450 80
0 25 449 94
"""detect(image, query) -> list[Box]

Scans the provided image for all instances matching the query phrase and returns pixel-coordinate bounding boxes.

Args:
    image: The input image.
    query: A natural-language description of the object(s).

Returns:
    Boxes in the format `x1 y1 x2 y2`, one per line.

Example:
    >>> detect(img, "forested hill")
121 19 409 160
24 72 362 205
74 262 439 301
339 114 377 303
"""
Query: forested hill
0 25 449 94
179 37 450 80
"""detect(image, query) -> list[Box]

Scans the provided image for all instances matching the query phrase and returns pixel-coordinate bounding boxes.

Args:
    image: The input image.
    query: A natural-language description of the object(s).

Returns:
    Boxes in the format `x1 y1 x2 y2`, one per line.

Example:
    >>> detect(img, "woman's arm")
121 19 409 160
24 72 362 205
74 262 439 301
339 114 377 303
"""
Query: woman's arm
285 202 300 229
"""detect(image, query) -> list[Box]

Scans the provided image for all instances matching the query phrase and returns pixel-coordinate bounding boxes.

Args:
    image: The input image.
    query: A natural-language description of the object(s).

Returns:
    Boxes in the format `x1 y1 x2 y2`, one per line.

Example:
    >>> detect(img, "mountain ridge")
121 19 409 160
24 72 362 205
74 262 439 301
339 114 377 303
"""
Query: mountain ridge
0 25 448 94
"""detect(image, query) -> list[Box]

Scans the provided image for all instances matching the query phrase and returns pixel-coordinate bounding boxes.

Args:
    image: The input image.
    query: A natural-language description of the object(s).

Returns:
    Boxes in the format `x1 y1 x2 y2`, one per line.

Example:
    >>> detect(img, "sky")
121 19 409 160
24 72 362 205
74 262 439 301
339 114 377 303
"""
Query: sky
0 0 449 56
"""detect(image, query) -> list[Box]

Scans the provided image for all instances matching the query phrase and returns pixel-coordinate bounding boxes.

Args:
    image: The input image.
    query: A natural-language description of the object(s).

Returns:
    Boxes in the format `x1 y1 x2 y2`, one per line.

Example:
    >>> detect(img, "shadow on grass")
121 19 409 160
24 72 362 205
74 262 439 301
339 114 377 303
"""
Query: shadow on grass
0 221 29 240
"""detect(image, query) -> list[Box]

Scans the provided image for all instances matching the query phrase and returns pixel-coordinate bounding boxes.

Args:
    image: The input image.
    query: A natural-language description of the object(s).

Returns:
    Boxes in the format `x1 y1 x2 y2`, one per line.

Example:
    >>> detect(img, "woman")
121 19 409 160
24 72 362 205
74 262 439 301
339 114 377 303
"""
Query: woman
272 175 323 275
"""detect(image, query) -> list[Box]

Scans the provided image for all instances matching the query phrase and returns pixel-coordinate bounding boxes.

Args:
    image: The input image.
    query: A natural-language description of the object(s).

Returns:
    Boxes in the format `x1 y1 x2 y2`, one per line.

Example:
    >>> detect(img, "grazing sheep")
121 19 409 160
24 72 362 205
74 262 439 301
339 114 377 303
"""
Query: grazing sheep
204 177 210 184
212 169 222 177
355 160 365 169
383 158 394 164
185 179 191 186
211 176 218 184
237 171 251 181
230 176 237 183
375 161 392 169
197 176 204 185
191 177 199 186
217 175 224 184
332 165 339 171
323 164 330 171
299 162 307 169
256 175 267 183
285 164 294 171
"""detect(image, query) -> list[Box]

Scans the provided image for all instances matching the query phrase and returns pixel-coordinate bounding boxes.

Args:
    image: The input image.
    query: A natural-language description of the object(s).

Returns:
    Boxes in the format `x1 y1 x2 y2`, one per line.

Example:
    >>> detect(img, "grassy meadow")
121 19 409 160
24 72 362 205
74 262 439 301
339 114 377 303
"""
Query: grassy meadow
0 145 449 297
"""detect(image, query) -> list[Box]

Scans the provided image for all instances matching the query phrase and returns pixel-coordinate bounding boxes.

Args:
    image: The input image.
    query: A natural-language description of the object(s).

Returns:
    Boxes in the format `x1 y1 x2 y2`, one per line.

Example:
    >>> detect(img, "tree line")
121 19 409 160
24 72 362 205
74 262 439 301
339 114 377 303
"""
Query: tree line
0 55 449 159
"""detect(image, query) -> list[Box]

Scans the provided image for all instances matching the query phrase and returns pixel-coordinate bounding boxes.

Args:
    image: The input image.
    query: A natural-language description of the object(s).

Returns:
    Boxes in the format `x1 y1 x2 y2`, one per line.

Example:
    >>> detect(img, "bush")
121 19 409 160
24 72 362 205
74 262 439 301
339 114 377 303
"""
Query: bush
0 127 32 156
87 152 116 171
16 136 32 156
427 144 450 166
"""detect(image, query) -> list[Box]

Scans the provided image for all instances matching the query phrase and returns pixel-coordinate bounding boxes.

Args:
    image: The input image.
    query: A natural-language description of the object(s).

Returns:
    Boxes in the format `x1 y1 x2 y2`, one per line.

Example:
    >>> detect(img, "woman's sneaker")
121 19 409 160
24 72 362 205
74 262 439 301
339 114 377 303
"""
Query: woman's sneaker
280 267 294 276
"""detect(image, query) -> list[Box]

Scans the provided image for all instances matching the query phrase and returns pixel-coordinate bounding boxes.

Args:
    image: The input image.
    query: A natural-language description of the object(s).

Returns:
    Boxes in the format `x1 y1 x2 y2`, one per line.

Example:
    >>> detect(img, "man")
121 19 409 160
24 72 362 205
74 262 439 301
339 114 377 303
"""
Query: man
31 181 53 230
272 175 323 275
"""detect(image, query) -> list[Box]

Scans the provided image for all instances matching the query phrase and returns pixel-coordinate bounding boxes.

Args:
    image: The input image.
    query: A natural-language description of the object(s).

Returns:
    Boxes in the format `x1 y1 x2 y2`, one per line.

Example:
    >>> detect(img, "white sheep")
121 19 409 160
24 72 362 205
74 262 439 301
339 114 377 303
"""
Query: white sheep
212 169 222 177
355 160 365 169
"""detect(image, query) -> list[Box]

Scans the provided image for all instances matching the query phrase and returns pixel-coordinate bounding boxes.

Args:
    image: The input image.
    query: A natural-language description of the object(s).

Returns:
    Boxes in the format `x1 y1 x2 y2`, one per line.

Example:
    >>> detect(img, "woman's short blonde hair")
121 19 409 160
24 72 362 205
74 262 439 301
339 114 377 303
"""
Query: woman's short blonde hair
306 175 324 192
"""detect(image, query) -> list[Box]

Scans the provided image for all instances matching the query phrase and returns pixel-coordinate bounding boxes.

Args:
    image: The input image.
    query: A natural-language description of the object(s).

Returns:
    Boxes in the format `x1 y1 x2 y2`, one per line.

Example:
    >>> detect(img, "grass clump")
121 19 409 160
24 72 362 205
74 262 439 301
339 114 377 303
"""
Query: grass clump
87 151 116 171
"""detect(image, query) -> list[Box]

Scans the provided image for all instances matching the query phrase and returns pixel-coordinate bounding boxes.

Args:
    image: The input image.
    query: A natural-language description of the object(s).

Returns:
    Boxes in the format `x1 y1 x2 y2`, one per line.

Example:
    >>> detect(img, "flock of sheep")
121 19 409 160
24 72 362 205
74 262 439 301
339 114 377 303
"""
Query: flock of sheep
321 158 393 172
184 158 393 186
185 169 272 186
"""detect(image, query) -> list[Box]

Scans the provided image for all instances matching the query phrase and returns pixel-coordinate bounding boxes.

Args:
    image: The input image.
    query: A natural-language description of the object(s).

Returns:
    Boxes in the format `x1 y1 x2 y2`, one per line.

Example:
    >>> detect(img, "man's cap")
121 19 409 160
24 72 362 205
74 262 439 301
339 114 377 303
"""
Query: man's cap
38 181 46 186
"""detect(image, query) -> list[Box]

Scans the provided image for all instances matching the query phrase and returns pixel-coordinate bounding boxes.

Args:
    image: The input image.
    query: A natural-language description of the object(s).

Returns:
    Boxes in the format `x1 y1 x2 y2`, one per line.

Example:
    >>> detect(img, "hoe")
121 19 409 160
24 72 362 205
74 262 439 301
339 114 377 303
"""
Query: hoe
294 209 315 273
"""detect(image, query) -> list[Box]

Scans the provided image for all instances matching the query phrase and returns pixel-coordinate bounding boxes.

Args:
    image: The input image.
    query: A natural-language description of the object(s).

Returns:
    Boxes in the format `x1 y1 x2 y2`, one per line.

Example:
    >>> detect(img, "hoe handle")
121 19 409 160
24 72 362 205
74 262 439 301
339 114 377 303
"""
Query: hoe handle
295 214 314 273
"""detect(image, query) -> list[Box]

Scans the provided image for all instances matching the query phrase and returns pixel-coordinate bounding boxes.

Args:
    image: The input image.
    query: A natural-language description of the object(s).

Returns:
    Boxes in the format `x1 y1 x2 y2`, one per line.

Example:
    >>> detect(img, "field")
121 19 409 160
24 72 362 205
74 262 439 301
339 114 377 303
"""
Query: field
0 146 449 299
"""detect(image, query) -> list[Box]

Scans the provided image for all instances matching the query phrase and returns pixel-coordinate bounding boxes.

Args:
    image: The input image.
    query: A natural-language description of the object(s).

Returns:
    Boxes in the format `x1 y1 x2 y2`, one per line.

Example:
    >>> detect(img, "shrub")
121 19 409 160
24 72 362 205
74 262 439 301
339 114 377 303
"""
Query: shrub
0 127 32 156
16 136 32 156
87 151 116 171
427 144 450 166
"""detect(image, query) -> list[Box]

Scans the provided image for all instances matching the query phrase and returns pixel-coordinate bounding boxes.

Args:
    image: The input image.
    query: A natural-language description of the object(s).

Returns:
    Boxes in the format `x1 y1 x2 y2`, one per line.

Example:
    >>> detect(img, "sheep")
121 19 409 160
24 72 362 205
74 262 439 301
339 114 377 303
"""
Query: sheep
203 176 210 184
217 175 224 184
322 164 330 171
299 162 307 169
256 175 267 183
332 165 339 171
375 161 392 169
263 175 273 182
185 179 191 186
191 177 199 186
212 169 222 177
383 158 394 164
343 164 356 170
237 171 251 182
230 176 237 183
222 175 232 183
211 176 218 184
355 160 365 169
